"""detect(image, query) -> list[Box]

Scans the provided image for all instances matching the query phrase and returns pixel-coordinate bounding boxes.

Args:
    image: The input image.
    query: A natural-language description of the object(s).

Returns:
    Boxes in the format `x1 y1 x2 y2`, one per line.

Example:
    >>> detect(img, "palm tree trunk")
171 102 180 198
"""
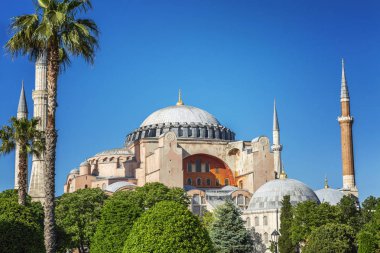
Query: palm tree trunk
17 146 27 206
44 44 59 253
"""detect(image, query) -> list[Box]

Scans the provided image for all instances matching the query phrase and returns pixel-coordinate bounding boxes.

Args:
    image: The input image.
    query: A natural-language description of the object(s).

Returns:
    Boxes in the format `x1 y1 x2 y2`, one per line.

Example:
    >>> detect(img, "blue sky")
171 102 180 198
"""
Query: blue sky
0 0 379 201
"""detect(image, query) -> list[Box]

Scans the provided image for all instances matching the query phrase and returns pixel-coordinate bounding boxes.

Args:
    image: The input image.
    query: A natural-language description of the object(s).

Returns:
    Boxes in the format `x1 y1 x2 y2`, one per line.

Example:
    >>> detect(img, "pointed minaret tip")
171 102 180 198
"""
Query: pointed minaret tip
17 80 28 114
176 89 184 106
341 58 350 101
273 99 279 131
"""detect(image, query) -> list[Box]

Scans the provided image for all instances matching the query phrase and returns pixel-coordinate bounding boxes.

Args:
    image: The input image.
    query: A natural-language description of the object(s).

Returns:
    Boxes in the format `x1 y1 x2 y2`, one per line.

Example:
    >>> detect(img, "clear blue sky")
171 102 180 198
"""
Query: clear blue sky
0 0 379 201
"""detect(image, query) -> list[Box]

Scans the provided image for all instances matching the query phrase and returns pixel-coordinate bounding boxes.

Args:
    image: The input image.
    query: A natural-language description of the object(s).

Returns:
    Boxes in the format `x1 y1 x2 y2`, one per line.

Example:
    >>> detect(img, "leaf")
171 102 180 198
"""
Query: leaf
38 0 49 8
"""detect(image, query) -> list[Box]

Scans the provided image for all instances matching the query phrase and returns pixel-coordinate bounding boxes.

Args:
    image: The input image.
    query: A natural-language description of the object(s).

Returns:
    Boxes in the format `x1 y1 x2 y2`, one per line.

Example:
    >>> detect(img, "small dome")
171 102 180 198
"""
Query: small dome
105 181 136 193
315 188 344 205
95 148 133 157
70 168 79 174
80 161 89 166
247 178 320 211
140 105 220 127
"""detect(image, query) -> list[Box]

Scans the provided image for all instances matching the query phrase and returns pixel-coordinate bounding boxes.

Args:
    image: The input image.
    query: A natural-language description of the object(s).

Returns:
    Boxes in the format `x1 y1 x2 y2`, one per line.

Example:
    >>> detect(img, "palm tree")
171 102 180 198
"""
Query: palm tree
5 1 99 252
0 117 45 206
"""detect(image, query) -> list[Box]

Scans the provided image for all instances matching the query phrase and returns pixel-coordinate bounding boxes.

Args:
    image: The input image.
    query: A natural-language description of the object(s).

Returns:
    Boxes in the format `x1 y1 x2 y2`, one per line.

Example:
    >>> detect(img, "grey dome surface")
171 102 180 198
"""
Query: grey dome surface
140 105 220 127
95 148 133 157
69 168 79 174
315 188 344 205
247 178 320 211
105 181 136 193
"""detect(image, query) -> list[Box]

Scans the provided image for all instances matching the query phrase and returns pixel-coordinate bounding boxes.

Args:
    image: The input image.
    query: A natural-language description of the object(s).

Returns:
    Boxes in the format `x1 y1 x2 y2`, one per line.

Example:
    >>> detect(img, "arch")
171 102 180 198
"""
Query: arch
196 178 202 186
254 216 259 226
263 216 268 226
186 178 192 185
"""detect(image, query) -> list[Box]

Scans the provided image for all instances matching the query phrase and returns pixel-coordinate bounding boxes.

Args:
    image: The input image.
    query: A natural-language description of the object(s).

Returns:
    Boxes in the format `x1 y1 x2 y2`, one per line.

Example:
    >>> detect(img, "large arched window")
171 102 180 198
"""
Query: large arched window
263 216 268 226
187 162 192 172
254 216 259 226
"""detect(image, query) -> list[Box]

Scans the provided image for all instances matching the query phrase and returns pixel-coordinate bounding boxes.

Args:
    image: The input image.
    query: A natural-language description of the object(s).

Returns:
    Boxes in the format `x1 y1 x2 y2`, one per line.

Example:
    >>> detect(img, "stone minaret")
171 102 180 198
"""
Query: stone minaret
338 59 358 197
29 52 48 202
15 81 28 189
272 100 283 179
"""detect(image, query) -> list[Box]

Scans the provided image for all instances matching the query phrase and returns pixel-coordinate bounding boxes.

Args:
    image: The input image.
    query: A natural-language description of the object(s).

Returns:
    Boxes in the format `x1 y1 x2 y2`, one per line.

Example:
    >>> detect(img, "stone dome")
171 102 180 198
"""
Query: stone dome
140 105 220 127
315 188 344 205
105 181 136 193
69 168 79 174
247 178 320 211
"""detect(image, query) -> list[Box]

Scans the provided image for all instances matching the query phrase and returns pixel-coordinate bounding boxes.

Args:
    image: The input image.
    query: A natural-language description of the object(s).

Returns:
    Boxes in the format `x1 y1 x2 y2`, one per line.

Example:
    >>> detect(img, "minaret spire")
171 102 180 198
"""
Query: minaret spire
272 99 283 178
176 89 184 106
341 58 350 101
338 59 358 197
324 176 329 189
15 81 28 189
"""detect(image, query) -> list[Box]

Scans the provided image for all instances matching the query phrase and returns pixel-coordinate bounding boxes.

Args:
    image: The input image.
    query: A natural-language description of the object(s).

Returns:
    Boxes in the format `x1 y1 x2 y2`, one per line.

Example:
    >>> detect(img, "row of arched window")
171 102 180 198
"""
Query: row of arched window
186 178 229 187
187 161 211 173
246 216 268 227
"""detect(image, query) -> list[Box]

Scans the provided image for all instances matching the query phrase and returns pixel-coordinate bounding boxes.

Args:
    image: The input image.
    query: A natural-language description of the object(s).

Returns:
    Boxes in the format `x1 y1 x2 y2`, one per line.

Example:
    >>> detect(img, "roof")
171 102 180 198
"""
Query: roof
140 105 220 127
315 188 344 205
105 181 136 193
95 148 133 157
247 178 320 211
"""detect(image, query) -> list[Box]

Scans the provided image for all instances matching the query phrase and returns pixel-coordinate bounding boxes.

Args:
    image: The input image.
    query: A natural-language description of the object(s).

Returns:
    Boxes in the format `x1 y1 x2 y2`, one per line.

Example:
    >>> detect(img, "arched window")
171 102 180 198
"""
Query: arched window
264 232 268 243
206 178 211 186
192 194 200 205
187 162 192 172
84 184 88 189
187 178 192 185
205 163 210 172
239 181 243 189
224 178 229 186
263 216 268 226
102 183 106 190
195 160 202 172
254 216 259 226
246 217 251 227
216 179 220 186
196 178 202 186
237 194 244 205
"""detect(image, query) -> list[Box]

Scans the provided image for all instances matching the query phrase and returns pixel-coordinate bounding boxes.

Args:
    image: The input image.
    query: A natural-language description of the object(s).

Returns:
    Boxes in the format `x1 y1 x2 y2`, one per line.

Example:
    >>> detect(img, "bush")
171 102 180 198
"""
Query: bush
0 189 44 253
123 201 214 253
91 191 144 253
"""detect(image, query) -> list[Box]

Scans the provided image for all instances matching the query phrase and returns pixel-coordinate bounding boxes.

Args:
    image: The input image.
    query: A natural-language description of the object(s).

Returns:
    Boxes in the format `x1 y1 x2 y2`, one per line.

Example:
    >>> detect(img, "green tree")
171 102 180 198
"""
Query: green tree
91 191 144 253
291 200 339 246
209 201 253 253
337 195 361 232
55 188 106 253
134 182 190 209
0 189 44 253
0 117 44 205
124 200 214 253
303 223 356 253
358 202 380 253
5 1 99 251
361 196 380 224
201 211 215 231
278 195 295 253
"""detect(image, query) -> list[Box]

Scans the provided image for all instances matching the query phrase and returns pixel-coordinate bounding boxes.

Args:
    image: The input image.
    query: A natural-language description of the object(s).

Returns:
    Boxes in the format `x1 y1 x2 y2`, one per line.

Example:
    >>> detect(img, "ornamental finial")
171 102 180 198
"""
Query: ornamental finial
324 176 329 189
176 89 184 106
279 165 287 179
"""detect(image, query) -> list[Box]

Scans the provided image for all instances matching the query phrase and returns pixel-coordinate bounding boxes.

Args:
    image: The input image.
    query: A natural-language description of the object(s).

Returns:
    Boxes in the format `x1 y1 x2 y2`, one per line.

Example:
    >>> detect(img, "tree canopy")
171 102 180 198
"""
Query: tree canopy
209 201 253 253
0 189 44 253
278 195 295 253
123 200 214 253
55 188 106 253
303 223 356 253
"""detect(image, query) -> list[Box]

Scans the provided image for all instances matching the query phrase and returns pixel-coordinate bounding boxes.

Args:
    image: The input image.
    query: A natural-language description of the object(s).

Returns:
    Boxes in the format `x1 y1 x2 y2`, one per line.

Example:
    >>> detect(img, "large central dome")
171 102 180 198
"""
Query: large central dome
141 105 220 127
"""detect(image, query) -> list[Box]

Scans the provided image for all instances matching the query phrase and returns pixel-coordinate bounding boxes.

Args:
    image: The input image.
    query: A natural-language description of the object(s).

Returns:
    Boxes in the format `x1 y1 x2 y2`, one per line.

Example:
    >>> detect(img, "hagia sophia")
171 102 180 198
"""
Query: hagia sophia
14 54 358 249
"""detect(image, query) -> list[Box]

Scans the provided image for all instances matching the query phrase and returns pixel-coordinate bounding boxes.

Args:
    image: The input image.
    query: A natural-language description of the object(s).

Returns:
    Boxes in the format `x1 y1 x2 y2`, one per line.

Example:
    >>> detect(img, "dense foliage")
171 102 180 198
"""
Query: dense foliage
358 199 380 253
123 200 214 253
91 191 144 253
209 201 253 253
303 223 356 253
249 228 266 253
0 190 44 253
55 188 106 253
278 195 295 253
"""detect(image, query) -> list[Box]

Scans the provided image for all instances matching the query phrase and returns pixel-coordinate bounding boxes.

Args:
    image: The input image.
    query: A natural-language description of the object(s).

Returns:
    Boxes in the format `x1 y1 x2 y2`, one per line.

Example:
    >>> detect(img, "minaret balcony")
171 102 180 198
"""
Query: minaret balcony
338 116 353 123
271 144 282 152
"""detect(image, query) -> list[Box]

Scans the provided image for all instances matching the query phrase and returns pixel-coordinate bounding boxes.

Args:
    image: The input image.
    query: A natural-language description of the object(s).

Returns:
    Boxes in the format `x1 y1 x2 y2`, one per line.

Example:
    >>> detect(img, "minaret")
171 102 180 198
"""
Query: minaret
272 100 283 178
338 59 358 197
15 81 28 189
29 52 48 202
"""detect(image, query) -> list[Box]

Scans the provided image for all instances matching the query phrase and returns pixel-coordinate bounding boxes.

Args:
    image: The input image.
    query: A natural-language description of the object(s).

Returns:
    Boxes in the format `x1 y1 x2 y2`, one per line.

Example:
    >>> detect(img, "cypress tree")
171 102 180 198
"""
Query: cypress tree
209 201 253 253
279 195 295 253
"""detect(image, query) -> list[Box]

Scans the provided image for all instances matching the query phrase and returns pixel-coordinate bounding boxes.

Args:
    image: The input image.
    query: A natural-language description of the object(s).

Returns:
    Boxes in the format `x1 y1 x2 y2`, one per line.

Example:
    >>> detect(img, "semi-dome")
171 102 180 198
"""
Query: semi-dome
140 105 220 127
247 178 320 211
95 148 133 157
315 188 344 205
105 181 136 193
